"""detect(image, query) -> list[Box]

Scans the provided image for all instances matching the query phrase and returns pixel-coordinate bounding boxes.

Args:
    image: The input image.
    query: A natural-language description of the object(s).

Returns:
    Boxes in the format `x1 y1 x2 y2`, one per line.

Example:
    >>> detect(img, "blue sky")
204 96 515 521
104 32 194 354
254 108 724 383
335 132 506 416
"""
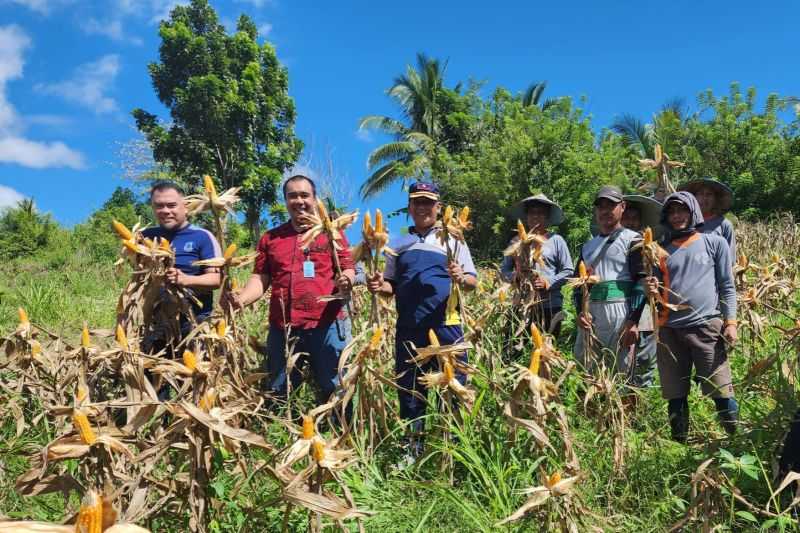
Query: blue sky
0 0 798 235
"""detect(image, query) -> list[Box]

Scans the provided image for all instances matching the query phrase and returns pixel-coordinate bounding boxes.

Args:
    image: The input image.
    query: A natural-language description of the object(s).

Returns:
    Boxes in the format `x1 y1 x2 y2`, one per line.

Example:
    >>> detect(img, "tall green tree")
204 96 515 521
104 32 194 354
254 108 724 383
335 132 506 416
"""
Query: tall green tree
358 53 452 199
132 0 302 241
0 199 57 260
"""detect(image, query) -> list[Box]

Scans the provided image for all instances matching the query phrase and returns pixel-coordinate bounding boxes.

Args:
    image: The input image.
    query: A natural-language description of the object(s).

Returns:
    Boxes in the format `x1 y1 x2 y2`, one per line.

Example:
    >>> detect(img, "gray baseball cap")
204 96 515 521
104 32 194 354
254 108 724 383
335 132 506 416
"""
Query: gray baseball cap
594 185 624 205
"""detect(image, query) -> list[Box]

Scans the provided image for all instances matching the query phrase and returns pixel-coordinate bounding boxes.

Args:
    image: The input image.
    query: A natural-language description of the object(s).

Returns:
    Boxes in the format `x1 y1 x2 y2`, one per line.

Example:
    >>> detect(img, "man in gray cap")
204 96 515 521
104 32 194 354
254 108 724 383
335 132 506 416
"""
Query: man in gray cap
574 186 646 378
501 193 574 336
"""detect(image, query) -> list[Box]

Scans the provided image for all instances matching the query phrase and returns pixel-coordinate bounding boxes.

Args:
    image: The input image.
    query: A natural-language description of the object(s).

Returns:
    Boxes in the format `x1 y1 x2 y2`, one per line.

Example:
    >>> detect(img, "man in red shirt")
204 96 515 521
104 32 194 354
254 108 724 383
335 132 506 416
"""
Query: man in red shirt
226 175 355 405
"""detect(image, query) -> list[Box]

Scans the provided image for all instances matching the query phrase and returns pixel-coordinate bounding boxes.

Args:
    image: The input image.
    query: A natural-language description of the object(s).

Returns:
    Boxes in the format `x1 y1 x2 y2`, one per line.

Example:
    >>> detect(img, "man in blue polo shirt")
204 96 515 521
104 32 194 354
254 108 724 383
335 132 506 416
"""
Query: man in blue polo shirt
142 181 222 329
367 181 477 463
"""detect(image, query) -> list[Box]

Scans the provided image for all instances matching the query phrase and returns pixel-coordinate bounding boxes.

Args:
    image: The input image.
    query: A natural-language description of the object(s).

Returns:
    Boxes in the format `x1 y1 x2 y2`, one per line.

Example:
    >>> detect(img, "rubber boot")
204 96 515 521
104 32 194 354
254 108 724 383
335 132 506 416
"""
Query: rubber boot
668 398 689 443
714 397 739 436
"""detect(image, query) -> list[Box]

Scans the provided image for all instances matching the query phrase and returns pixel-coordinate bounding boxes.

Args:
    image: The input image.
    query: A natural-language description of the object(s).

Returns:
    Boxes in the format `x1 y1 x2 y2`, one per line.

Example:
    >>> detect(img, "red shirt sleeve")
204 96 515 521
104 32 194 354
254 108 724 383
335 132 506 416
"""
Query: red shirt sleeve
254 232 271 274
336 232 354 271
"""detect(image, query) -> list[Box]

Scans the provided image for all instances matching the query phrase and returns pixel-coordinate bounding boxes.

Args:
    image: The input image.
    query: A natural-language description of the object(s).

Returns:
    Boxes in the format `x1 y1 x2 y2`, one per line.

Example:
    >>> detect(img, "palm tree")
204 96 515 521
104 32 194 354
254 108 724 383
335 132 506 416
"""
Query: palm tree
610 98 688 158
521 80 559 110
358 53 448 199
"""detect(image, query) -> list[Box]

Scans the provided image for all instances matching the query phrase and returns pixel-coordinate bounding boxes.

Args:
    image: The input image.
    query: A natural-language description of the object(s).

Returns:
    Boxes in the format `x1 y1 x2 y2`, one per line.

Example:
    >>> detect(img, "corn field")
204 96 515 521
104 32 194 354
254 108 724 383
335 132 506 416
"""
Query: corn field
1 191 800 532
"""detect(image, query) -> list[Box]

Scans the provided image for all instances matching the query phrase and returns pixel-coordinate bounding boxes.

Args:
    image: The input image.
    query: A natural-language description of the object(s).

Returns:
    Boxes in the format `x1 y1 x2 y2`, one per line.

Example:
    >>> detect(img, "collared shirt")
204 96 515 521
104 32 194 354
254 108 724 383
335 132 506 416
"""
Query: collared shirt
254 222 354 330
142 224 222 315
384 225 477 328
500 232 574 309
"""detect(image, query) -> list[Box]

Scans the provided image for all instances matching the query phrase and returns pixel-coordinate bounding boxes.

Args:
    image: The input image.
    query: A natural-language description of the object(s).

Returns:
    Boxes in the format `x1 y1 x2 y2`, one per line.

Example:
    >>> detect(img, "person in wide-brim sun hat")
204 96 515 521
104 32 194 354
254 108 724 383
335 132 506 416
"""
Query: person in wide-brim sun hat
678 177 736 263
622 194 664 240
511 193 565 227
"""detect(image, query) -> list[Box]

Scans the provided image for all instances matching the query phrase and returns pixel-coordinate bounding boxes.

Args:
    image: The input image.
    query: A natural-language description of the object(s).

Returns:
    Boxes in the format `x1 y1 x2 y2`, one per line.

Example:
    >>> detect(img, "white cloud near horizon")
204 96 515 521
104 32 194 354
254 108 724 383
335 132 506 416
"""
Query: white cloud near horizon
0 183 26 210
81 18 144 45
0 25 85 169
35 54 121 114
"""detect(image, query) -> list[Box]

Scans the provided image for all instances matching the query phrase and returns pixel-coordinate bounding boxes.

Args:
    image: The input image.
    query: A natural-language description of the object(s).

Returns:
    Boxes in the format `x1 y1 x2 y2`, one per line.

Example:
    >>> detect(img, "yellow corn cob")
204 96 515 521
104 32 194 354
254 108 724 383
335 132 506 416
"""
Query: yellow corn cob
517 220 528 241
443 360 455 382
654 144 663 162
18 307 30 327
30 339 42 357
643 227 653 245
231 277 239 290
530 323 543 350
75 490 103 533
316 198 329 222
498 288 507 304
198 388 217 411
81 324 91 349
578 261 587 279
443 205 454 226
143 237 155 249
529 348 542 374
72 409 97 445
204 175 218 203
362 211 372 236
76 384 89 404
123 239 139 254
374 209 384 233
368 327 383 351
224 243 237 260
115 324 129 350
216 319 227 337
111 219 133 241
302 415 315 440
428 329 440 347
311 439 325 462
159 237 171 252
182 350 197 371
458 206 470 226
547 472 561 488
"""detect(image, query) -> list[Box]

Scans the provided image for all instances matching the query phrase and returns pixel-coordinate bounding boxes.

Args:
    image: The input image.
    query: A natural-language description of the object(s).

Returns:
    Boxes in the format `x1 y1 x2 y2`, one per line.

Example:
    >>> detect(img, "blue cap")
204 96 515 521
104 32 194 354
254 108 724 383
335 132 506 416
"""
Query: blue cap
408 181 440 201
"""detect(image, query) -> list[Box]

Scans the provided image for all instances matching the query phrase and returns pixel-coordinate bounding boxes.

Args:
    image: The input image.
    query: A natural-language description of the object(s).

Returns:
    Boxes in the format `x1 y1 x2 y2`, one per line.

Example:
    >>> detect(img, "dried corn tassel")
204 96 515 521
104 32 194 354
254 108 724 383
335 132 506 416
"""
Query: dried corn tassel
75 384 89 404
72 409 97 445
302 415 315 440
111 219 133 241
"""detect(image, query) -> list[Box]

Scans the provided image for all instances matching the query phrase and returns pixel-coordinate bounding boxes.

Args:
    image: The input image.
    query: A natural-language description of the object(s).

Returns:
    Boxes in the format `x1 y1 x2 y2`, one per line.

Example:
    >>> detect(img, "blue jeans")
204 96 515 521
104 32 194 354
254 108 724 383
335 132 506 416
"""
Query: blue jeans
395 325 468 432
264 321 347 404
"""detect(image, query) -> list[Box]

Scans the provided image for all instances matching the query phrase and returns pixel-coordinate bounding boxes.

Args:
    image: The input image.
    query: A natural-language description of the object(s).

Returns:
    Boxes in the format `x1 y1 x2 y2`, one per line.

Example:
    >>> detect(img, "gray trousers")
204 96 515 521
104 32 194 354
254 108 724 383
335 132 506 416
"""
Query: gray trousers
574 300 630 375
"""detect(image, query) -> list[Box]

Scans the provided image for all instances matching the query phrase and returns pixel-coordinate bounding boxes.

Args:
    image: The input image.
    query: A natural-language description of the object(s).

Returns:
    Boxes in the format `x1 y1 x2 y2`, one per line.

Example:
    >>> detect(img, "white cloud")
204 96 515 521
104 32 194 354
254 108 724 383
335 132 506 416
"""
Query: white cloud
35 54 120 114
5 0 51 14
258 22 272 37
81 18 143 45
355 129 373 143
0 25 86 169
0 183 26 210
235 0 272 7
149 0 189 24
0 137 85 169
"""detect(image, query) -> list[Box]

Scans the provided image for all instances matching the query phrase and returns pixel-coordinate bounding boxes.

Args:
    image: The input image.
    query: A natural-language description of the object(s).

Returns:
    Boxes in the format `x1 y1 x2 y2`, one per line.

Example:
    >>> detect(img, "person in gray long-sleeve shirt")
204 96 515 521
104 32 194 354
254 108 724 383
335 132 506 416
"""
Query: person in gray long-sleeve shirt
645 191 739 443
679 178 737 265
500 193 573 336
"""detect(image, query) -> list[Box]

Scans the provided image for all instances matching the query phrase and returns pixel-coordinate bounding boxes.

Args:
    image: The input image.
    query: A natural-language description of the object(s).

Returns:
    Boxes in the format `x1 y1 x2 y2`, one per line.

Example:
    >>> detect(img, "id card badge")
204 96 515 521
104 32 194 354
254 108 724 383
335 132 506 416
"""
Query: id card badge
302 260 315 278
